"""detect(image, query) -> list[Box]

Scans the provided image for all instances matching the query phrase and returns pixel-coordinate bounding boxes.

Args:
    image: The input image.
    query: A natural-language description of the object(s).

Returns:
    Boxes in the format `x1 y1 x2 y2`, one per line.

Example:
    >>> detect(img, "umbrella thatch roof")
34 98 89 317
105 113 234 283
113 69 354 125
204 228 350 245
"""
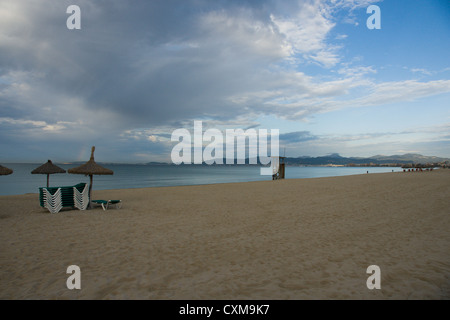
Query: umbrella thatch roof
68 147 113 175
0 165 13 176
31 160 66 175
31 160 66 187
68 146 113 210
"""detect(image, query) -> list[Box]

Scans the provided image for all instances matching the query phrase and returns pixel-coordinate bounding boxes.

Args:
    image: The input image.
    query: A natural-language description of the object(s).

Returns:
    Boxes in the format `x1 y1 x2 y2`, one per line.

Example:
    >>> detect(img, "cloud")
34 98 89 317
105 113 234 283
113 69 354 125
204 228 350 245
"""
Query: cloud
335 34 348 40
410 68 433 76
333 0 383 10
281 125 450 159
337 65 377 77
0 0 411 133
270 1 339 67
280 131 318 143
0 0 449 162
354 80 450 106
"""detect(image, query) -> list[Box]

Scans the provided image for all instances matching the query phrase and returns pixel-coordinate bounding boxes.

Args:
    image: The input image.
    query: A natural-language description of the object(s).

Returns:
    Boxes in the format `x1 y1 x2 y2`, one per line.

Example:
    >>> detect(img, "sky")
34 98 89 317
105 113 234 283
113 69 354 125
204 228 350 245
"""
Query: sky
0 0 449 163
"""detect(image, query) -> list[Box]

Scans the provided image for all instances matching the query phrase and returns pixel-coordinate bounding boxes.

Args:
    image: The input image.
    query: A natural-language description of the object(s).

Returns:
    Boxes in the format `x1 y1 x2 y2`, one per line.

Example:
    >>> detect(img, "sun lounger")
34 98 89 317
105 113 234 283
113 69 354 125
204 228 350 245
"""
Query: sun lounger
39 183 87 209
92 199 122 211
43 187 63 214
73 183 89 210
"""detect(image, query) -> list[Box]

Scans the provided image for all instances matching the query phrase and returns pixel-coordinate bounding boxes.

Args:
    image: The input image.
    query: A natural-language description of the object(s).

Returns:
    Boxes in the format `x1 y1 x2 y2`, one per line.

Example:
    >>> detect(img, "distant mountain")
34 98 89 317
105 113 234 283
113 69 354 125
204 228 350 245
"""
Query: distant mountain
166 153 449 167
145 162 170 165
284 153 450 166
368 153 448 163
327 153 344 159
65 153 447 167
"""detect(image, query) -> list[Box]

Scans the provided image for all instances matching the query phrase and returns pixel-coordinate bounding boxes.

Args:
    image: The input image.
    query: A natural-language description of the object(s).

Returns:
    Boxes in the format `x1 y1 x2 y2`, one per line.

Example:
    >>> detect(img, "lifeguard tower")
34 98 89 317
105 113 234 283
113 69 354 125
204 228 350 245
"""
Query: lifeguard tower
272 156 286 180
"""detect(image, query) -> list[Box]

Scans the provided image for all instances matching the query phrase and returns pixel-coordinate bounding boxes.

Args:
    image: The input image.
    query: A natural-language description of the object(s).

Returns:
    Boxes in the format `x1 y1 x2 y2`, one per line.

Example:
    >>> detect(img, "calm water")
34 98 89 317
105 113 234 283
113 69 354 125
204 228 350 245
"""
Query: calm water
0 164 403 196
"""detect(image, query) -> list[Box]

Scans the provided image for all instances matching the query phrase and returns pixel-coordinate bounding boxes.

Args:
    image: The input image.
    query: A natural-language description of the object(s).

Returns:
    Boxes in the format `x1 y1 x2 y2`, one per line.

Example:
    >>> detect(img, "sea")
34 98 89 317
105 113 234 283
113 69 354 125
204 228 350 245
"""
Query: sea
0 163 404 196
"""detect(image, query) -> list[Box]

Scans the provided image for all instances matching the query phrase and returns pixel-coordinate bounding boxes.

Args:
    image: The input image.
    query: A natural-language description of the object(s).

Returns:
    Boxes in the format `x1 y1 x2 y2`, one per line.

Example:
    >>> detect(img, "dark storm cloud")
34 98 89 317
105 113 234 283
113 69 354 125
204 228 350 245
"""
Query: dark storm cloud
1 0 373 139
0 0 294 129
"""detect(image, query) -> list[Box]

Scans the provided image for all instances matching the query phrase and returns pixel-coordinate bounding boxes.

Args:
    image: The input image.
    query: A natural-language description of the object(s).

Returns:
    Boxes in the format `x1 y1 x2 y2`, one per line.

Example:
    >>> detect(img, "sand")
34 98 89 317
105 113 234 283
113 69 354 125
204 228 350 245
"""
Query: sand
0 170 449 300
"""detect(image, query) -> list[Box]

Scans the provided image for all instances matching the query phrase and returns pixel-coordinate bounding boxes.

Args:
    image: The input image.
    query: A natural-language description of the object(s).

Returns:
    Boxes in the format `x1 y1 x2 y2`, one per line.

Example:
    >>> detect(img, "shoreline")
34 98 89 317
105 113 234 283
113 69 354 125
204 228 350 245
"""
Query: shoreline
0 167 409 197
1 170 449 299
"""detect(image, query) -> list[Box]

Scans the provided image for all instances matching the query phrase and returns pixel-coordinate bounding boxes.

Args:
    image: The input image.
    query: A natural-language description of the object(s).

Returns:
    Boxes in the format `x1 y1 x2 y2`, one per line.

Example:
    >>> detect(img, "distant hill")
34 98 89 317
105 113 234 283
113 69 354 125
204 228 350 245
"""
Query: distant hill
62 153 448 167
283 153 450 167
368 153 448 163
163 153 450 167
145 162 170 165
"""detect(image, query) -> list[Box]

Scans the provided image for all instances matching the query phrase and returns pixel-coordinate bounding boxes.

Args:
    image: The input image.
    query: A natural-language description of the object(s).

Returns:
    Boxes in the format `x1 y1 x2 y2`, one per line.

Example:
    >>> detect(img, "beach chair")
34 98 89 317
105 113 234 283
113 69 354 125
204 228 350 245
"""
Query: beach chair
43 188 63 214
73 183 89 210
39 183 87 211
92 199 122 211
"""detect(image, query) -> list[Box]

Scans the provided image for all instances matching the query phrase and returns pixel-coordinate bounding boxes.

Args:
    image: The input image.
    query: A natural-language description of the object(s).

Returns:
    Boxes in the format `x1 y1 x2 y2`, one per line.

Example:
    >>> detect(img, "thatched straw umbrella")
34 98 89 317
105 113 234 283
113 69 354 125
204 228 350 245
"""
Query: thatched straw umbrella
0 165 13 176
31 160 66 187
68 146 113 209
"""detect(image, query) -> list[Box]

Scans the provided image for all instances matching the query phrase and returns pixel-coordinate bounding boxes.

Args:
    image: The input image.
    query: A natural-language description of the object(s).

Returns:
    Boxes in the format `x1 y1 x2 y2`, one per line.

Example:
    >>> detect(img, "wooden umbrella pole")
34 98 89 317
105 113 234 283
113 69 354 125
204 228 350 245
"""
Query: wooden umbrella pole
90 146 95 160
47 174 49 188
88 174 93 209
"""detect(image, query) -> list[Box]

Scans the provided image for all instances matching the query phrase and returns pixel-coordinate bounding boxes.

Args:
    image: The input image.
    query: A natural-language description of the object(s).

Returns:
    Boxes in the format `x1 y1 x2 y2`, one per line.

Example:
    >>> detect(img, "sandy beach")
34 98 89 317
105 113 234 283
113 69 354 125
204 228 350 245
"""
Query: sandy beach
0 170 449 300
